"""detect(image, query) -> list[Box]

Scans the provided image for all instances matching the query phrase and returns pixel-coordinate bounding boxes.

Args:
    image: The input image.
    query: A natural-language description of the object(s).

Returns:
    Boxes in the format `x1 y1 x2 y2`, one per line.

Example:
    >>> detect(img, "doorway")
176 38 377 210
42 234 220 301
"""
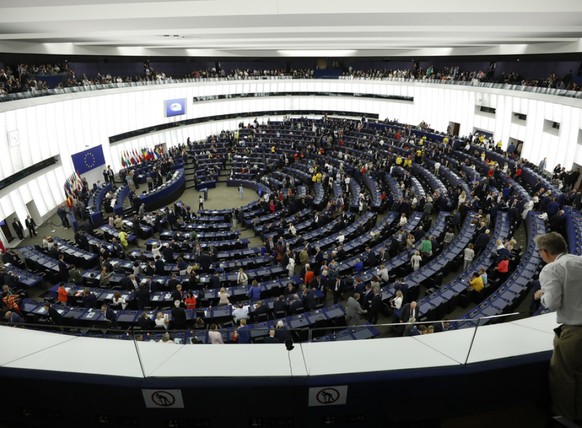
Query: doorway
0 218 14 242
447 122 460 137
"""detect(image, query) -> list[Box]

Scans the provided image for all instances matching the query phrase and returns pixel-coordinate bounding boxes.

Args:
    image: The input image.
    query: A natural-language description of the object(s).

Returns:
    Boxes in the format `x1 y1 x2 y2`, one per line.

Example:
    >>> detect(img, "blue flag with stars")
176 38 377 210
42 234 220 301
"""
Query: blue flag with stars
71 145 106 175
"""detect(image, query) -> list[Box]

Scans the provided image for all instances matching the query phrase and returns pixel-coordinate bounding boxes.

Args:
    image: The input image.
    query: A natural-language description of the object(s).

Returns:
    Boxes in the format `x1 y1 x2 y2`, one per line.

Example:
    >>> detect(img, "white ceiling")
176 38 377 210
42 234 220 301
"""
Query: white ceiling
1 0 582 57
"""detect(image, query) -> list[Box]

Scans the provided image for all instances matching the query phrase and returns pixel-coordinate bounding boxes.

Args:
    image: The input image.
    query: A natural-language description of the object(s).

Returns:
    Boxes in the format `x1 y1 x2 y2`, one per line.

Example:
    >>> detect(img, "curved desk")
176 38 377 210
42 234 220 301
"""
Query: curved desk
139 169 186 211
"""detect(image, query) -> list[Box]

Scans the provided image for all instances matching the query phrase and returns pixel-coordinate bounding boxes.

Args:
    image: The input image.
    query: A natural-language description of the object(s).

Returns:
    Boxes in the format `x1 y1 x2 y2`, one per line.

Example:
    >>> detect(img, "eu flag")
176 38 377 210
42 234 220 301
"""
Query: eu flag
71 145 106 175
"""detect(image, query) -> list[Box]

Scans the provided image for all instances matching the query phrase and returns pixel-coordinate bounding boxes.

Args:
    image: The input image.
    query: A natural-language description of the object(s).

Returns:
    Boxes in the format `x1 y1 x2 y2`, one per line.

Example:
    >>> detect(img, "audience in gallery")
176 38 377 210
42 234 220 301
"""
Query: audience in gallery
1 58 580 96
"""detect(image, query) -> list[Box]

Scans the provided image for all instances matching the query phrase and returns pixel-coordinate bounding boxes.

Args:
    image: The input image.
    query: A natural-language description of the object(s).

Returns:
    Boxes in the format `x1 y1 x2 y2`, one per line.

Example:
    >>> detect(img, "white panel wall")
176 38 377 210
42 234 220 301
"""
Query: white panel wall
1 79 582 242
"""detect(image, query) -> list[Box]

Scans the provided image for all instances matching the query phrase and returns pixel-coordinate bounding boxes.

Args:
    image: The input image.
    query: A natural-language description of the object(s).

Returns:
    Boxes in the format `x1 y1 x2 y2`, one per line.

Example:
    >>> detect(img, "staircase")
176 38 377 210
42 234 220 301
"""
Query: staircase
184 163 198 190
217 159 232 184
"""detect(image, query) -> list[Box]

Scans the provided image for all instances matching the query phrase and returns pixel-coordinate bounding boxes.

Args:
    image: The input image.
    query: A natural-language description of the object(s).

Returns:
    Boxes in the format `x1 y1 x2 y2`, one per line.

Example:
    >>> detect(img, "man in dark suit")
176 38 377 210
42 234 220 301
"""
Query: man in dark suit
199 252 212 272
162 243 174 263
100 303 117 328
549 210 567 237
12 218 24 240
252 300 269 321
44 302 67 327
208 272 221 289
263 329 280 343
135 284 151 310
154 256 165 276
273 296 288 317
121 274 138 291
171 283 184 302
303 287 318 311
58 255 69 282
76 231 89 251
361 284 374 312
25 215 37 237
368 286 384 324
143 261 155 277
82 288 98 308
399 301 419 336
288 294 303 315
400 301 418 324
331 275 344 304
366 247 377 268
167 274 180 291
170 300 187 329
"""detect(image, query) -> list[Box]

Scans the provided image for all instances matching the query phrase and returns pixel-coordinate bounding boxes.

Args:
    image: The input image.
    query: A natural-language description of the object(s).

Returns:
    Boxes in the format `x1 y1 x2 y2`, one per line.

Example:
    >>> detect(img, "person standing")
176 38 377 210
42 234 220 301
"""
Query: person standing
238 184 244 200
198 194 204 210
12 218 24 240
25 215 37 237
57 204 70 229
533 232 582 425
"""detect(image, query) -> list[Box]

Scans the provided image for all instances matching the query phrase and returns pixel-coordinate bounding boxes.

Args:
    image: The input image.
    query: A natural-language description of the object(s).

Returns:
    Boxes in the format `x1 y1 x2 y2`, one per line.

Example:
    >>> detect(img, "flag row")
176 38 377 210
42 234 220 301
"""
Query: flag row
63 171 83 206
120 146 164 168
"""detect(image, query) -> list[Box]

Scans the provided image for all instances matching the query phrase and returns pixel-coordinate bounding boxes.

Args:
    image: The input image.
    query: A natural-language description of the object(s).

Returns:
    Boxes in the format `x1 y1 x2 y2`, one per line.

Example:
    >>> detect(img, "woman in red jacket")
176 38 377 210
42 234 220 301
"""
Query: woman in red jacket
57 283 69 306
184 291 197 309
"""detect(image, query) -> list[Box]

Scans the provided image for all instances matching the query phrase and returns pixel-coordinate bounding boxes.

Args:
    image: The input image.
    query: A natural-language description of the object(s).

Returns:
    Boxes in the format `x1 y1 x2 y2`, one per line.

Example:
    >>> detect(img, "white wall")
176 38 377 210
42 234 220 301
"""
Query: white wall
1 79 581 244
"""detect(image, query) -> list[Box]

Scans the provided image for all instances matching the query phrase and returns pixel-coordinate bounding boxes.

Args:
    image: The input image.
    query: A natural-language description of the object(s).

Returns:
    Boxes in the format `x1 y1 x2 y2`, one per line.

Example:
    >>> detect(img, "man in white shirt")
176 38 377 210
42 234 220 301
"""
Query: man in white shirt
534 232 582 425
232 304 250 323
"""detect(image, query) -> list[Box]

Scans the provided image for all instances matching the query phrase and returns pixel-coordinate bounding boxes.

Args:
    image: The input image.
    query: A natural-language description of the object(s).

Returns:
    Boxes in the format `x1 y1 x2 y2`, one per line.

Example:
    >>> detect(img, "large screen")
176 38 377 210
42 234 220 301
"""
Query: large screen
165 98 186 117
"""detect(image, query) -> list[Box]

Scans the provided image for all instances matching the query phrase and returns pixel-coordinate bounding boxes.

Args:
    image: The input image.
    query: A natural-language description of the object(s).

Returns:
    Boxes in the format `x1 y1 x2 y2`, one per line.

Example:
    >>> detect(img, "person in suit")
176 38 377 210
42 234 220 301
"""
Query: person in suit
154 256 165 276
252 300 269 321
170 283 184 302
263 328 280 343
122 274 139 291
170 300 187 329
368 286 384 324
12 218 24 240
81 287 98 308
274 320 292 343
43 302 66 327
25 215 37 237
162 243 174 263
345 293 367 326
68 264 82 284
288 294 303 315
361 284 374 312
365 246 377 268
135 284 151 310
302 287 318 311
272 296 288 318
331 275 344 304
100 303 117 328
77 231 89 251
138 312 155 330
59 254 69 282
57 205 71 229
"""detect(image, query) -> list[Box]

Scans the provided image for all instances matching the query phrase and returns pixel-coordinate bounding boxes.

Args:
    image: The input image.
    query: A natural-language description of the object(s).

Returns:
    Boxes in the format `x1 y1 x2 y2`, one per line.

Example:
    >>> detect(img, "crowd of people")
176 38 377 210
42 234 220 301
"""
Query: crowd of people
1 57 580 97
0 63 70 94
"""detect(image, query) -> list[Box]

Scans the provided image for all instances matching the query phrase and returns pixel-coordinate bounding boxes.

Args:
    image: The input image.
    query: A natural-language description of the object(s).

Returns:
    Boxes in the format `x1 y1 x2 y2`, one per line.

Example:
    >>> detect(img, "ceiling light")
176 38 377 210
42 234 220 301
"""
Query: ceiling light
277 50 357 57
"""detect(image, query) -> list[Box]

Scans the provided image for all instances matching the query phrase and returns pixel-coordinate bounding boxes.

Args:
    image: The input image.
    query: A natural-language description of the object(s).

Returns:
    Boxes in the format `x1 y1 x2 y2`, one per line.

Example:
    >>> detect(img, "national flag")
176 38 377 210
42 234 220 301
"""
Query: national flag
142 147 148 162
129 150 137 165
72 172 83 192
120 152 127 168
63 181 73 199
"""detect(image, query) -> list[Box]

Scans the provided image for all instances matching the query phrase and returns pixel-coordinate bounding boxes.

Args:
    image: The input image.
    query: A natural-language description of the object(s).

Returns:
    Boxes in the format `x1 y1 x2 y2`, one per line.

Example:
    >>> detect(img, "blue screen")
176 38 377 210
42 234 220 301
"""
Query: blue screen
165 98 186 117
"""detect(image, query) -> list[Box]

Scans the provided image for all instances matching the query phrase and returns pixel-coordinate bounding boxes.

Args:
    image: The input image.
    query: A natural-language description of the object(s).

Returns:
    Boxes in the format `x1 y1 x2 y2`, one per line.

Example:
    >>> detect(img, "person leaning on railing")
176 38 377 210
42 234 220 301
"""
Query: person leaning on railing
533 232 582 425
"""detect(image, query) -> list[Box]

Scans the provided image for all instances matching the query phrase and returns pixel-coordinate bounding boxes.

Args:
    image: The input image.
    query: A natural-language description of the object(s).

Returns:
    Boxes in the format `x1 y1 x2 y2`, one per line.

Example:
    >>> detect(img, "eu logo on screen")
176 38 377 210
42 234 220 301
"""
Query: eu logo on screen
165 98 186 117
